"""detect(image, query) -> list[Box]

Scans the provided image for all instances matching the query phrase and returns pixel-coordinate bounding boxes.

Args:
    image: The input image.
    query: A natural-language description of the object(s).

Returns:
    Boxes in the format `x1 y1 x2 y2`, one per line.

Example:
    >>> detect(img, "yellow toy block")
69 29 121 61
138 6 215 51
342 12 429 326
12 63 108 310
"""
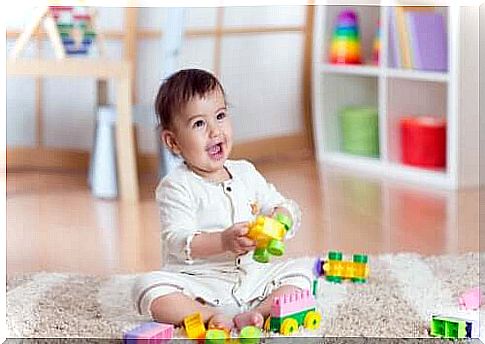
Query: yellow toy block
247 215 290 263
183 312 206 339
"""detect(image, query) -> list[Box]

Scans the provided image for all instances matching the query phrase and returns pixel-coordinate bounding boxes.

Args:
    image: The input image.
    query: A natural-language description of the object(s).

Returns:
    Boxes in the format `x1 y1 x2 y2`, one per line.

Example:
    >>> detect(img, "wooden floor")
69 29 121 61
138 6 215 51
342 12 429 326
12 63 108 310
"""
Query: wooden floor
6 157 480 277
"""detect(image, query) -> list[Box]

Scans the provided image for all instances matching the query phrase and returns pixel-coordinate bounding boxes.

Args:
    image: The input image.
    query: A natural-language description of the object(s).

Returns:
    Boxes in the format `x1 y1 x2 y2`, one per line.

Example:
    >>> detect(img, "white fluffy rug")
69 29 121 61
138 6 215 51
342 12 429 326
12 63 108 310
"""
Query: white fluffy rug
6 253 483 340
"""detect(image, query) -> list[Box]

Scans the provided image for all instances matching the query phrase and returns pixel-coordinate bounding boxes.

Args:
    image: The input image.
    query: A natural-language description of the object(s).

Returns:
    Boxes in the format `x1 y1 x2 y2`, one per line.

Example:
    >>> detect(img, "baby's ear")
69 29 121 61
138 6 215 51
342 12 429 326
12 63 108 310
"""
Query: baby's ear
161 129 181 155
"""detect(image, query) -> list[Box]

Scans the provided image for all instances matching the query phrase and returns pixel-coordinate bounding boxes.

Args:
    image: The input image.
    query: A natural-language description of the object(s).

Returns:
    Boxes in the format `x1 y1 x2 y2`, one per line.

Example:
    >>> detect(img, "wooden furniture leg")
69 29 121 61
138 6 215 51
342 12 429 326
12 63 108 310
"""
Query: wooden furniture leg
115 72 139 202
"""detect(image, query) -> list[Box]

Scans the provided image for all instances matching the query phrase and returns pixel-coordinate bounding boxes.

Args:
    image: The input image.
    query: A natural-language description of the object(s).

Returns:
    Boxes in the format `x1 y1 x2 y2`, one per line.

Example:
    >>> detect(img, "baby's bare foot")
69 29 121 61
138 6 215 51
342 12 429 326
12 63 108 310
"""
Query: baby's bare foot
233 310 264 330
207 312 234 332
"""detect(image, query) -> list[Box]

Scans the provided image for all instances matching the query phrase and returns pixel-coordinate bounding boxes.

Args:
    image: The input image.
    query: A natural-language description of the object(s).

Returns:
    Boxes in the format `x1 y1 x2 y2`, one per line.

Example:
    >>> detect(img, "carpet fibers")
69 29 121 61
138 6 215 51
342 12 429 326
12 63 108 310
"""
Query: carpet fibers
6 252 483 341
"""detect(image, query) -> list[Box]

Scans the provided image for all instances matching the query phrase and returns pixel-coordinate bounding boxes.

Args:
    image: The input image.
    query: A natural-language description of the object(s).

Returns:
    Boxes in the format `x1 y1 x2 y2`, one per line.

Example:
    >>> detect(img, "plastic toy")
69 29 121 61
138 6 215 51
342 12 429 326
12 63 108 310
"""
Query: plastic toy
184 312 206 340
205 329 228 344
123 321 174 343
263 289 321 336
329 10 362 64
400 116 446 168
372 21 380 64
458 287 482 310
430 315 478 339
314 251 369 283
50 6 97 55
247 214 292 263
205 326 261 344
184 312 262 343
238 326 262 344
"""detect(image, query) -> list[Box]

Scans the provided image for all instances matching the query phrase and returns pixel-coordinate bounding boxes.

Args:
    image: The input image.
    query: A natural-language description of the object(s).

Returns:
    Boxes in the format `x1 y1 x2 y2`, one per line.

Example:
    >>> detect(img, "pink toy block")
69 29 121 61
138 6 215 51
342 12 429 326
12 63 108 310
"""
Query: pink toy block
270 289 316 318
123 322 174 344
459 287 482 310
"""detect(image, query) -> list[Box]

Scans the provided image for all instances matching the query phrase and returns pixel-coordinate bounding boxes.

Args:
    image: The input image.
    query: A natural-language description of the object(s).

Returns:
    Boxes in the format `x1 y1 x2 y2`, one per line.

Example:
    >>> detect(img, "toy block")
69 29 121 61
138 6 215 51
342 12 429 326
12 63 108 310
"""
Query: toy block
247 215 291 263
184 312 206 339
123 322 174 344
270 289 316 318
458 287 482 310
430 315 478 339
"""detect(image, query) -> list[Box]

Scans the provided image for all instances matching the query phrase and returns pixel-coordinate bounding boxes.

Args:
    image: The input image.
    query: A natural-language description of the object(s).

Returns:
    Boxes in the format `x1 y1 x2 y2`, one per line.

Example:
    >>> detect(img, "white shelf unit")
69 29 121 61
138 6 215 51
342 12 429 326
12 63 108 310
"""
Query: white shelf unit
312 4 479 189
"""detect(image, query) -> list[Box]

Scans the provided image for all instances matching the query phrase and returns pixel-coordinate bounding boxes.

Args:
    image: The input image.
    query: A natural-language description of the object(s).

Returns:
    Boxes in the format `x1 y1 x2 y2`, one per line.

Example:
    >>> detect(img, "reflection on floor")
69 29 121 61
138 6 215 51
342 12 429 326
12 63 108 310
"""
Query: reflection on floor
6 157 479 276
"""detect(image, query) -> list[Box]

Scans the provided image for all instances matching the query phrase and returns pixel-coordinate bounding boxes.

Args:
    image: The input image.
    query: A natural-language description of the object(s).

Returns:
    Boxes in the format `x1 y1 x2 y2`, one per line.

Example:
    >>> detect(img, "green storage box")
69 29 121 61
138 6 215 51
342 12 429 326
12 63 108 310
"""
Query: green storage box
339 106 379 157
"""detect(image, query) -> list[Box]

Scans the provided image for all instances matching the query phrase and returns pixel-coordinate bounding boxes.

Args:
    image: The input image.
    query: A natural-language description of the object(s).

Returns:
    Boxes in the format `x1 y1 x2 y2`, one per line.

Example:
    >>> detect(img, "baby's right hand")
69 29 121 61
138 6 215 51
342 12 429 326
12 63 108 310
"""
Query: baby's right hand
221 222 256 255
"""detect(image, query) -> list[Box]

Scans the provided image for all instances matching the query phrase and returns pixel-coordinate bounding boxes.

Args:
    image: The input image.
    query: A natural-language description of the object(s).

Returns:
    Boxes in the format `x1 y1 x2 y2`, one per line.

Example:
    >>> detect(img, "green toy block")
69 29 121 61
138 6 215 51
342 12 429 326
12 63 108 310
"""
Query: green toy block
275 213 292 231
269 309 314 332
253 247 269 263
239 326 261 344
328 251 343 261
267 239 285 256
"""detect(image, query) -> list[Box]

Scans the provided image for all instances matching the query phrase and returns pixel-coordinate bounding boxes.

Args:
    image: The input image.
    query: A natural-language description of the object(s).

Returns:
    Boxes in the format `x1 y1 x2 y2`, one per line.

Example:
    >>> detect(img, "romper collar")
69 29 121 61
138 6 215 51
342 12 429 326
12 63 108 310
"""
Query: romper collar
184 160 235 186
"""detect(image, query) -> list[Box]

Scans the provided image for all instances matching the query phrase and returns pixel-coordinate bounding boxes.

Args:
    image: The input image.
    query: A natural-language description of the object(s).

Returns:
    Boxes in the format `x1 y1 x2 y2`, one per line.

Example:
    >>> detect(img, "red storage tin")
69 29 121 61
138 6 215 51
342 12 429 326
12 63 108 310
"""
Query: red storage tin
400 116 446 168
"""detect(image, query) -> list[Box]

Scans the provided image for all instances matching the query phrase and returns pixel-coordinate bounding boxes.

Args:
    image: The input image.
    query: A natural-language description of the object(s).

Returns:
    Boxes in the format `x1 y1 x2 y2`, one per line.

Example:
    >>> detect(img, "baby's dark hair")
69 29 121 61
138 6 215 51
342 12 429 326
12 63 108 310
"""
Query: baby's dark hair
155 69 226 130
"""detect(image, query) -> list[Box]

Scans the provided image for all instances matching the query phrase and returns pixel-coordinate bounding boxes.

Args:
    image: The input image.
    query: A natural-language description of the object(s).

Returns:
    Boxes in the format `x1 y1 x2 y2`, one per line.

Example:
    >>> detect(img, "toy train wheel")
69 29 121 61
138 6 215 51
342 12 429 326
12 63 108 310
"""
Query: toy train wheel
267 239 285 256
352 254 368 263
253 247 270 263
304 311 322 330
328 251 343 261
280 318 299 336
264 316 271 332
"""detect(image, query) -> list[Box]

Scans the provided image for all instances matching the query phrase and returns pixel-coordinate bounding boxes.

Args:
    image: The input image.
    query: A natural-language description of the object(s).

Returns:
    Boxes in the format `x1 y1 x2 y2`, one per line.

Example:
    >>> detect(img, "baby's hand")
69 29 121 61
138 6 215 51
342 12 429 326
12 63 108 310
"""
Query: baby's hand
221 222 256 255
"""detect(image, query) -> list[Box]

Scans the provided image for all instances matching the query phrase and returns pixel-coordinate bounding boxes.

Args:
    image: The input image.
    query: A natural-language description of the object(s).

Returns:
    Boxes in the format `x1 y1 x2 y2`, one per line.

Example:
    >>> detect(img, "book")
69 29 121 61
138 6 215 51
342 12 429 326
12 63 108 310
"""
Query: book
392 6 435 69
406 11 447 71
388 9 400 68
395 7 413 68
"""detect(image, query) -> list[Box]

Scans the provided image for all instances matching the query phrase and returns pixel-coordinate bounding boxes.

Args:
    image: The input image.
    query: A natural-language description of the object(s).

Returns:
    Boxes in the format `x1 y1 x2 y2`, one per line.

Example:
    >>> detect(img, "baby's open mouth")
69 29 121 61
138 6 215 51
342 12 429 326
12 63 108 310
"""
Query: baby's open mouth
207 142 224 160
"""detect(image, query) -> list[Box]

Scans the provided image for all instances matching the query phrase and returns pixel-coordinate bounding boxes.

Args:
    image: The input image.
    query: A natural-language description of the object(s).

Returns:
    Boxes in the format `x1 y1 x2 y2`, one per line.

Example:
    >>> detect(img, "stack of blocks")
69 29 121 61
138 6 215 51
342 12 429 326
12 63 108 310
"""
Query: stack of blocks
123 322 174 343
329 10 362 64
49 6 96 55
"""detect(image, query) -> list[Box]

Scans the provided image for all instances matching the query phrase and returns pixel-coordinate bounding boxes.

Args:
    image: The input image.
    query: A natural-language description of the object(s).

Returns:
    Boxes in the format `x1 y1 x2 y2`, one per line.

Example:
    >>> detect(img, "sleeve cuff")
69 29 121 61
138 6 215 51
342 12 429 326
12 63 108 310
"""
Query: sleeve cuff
276 199 301 239
184 231 202 264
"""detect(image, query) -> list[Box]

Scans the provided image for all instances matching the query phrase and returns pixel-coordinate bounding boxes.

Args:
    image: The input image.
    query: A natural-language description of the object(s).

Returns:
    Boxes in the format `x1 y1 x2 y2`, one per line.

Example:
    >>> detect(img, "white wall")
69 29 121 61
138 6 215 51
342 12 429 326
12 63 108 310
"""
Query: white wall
6 6 306 154
481 4 485 185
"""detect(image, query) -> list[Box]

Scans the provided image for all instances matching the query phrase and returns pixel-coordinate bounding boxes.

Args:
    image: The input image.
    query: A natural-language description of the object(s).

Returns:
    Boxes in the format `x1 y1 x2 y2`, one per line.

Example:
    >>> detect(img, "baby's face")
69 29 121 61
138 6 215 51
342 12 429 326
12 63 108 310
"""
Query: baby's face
170 88 233 179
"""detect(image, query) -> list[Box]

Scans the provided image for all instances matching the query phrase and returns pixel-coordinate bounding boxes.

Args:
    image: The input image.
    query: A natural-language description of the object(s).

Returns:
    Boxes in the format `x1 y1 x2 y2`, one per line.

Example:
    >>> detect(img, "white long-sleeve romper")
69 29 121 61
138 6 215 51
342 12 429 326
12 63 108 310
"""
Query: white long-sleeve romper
132 159 313 318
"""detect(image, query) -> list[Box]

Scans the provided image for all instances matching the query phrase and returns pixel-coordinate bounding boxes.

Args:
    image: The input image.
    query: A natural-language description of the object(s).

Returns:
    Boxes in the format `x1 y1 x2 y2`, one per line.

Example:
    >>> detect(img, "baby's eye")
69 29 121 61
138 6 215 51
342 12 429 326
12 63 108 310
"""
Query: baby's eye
216 112 226 121
193 120 205 129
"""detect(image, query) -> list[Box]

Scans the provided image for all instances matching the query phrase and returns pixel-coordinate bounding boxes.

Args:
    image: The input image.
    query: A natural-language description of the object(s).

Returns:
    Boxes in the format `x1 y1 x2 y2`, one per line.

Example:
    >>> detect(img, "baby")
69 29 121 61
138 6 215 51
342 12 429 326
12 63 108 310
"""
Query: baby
132 68 313 333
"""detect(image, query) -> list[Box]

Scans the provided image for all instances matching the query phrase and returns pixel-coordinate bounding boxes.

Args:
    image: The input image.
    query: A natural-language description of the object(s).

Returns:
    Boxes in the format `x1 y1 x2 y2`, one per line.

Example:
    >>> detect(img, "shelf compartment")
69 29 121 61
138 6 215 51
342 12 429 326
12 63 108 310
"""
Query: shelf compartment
386 6 449 73
318 74 378 155
322 5 381 66
386 78 447 169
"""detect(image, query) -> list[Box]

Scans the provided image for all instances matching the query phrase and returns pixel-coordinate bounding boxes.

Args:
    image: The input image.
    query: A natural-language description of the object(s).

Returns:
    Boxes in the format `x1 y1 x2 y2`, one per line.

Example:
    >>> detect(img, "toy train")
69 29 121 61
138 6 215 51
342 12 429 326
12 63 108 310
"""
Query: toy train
264 288 322 336
314 251 369 283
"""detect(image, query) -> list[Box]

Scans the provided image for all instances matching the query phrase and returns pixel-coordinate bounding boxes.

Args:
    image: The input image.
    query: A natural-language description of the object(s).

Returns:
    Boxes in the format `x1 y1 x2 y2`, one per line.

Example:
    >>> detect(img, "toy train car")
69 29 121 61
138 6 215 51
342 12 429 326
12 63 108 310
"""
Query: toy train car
314 251 369 283
264 288 321 336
